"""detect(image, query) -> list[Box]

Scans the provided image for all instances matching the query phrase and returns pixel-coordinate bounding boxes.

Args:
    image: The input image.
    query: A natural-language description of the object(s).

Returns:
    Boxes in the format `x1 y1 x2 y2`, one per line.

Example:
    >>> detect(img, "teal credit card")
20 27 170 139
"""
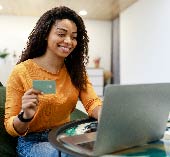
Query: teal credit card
33 80 56 94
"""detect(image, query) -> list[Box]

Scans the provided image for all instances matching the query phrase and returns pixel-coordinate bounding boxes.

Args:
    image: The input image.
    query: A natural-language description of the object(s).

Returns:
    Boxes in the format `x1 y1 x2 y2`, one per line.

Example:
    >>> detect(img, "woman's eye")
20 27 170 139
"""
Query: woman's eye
58 34 65 37
72 37 77 40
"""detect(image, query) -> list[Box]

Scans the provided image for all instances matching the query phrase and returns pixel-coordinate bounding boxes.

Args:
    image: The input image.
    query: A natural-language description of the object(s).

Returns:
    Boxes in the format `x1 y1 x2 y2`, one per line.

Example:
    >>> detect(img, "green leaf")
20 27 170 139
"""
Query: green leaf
0 48 9 58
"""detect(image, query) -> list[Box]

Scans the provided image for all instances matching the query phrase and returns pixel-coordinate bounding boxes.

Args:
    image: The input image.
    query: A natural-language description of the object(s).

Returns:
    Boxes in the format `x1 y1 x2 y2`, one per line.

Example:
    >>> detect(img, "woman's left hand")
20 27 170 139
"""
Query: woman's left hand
91 106 102 121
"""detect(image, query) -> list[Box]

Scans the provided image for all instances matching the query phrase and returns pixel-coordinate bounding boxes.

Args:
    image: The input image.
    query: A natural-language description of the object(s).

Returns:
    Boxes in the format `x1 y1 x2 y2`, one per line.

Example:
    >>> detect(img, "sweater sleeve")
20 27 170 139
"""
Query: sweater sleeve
4 65 26 137
79 78 102 116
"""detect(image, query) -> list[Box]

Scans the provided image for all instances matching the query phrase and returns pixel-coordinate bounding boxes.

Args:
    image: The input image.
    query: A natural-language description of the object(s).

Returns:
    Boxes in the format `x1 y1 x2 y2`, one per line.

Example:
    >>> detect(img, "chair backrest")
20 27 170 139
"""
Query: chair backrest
71 108 88 121
0 86 6 133
0 82 3 86
0 86 17 157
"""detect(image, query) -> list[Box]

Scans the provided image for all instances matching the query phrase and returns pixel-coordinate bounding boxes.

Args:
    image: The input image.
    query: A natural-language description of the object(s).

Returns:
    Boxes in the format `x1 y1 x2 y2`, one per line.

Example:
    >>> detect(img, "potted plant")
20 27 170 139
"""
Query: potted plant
0 48 9 59
0 48 9 65
93 57 101 68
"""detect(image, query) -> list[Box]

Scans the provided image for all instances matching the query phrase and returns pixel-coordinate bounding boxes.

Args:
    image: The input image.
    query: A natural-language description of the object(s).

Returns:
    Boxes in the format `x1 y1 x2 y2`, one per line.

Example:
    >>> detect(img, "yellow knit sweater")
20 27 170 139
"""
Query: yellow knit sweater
4 59 102 137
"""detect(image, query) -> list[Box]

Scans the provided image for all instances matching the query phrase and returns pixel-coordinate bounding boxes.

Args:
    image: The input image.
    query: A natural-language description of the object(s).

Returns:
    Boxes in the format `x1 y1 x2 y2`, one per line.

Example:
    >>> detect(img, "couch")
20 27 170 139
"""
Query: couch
0 86 88 157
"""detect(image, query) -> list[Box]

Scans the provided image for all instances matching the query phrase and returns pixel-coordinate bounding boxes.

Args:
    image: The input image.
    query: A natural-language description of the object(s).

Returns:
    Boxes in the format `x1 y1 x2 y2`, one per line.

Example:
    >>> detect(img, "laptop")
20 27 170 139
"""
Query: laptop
60 83 170 156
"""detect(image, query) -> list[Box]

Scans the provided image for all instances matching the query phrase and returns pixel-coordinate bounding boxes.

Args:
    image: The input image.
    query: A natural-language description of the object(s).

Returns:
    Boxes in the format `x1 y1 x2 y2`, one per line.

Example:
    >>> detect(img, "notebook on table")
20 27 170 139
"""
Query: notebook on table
60 83 170 156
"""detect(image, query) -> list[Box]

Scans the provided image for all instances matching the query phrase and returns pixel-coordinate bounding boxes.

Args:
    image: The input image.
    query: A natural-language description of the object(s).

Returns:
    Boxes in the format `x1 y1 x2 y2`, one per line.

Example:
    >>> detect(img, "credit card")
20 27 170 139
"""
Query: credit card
33 80 56 94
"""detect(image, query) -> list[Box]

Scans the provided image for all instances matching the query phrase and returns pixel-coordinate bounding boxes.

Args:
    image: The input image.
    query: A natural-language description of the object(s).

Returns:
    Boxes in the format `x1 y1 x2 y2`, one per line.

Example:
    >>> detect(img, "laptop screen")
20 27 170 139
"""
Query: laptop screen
93 83 170 156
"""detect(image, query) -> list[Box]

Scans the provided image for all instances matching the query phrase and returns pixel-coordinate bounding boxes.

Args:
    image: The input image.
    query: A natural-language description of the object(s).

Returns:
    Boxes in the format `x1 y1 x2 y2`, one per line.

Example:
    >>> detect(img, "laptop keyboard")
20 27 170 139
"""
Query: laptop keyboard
77 141 95 150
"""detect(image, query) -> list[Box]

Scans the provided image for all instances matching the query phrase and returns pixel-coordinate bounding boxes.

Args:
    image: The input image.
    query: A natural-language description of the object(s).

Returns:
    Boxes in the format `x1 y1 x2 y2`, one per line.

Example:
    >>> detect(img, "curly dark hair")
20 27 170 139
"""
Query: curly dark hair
17 6 89 90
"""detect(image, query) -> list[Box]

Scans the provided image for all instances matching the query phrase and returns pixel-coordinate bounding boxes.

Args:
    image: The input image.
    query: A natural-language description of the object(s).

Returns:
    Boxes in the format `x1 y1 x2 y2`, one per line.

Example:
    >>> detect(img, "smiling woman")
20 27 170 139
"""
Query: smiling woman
4 6 102 157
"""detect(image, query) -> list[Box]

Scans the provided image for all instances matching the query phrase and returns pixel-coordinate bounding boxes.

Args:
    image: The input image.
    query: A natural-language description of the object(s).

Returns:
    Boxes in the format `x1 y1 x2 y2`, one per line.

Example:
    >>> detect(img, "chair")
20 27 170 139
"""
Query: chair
0 82 3 86
0 86 17 157
71 108 88 121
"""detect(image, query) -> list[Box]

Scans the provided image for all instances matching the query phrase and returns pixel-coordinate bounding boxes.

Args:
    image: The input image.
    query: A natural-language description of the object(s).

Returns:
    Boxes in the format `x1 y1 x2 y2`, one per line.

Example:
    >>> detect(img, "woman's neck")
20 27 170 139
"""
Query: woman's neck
33 54 64 74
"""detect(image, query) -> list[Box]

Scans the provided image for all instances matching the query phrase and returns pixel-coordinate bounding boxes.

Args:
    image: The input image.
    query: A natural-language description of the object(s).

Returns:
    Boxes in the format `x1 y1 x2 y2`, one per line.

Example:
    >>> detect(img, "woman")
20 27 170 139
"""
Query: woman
4 6 102 157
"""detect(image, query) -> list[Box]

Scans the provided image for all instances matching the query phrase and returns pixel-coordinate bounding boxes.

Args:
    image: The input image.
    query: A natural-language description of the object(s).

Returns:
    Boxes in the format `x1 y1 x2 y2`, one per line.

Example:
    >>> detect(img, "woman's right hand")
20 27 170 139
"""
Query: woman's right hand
21 88 42 119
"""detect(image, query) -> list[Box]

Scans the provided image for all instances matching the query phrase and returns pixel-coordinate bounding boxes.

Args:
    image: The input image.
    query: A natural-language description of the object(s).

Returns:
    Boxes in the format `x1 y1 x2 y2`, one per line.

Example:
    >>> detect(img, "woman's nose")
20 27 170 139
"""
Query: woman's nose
64 36 71 43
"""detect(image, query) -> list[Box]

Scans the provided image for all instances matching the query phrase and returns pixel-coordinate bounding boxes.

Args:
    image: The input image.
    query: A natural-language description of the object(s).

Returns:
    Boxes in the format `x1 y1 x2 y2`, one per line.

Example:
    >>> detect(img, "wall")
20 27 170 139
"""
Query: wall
0 15 112 85
120 0 170 84
85 20 112 70
0 15 38 85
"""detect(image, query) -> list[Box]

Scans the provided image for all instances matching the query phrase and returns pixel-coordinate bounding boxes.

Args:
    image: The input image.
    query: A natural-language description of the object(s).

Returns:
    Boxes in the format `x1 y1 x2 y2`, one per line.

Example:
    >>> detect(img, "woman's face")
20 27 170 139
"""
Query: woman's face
46 19 77 58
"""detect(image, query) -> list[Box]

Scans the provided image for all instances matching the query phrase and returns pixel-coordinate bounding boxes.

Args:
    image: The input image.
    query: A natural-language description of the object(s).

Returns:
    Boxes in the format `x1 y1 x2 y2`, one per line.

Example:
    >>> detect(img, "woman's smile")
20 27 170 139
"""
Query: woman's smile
58 45 72 53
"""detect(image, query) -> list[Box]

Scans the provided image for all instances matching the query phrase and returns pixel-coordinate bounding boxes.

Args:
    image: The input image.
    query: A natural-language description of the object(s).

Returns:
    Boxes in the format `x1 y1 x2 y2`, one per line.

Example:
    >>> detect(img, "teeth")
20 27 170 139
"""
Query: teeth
63 47 69 51
60 46 70 52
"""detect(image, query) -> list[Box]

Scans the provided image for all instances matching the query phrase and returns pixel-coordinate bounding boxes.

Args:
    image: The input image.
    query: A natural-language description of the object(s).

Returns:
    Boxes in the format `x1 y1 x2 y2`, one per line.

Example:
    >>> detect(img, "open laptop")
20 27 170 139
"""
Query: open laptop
60 83 170 156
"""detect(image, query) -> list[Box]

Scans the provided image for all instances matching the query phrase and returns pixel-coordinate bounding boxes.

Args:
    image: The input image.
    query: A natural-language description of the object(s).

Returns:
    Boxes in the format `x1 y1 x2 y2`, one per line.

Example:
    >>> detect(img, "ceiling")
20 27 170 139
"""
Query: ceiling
0 0 137 20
